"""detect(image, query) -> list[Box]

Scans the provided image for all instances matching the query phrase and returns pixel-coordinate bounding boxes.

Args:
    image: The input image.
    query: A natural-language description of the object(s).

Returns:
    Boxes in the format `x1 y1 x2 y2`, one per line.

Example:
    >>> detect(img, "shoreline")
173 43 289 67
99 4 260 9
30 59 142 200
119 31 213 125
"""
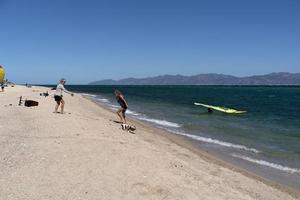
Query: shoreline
1 85 299 199
85 95 300 198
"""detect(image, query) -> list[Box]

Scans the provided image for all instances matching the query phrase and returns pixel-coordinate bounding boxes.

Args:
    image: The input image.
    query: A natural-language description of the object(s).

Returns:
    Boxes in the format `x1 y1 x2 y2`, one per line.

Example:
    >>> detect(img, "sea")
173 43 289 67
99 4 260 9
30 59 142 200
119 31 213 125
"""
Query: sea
61 85 300 189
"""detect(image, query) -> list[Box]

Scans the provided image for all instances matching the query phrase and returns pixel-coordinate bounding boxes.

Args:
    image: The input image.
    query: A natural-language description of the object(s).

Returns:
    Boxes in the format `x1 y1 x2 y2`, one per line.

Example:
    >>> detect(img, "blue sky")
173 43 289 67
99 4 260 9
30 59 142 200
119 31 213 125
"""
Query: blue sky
0 0 299 84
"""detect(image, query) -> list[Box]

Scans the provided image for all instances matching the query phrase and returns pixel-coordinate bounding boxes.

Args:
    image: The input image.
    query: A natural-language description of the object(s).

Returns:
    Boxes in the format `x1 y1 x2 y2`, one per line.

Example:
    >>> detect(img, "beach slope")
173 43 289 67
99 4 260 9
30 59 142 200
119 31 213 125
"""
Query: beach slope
0 85 298 200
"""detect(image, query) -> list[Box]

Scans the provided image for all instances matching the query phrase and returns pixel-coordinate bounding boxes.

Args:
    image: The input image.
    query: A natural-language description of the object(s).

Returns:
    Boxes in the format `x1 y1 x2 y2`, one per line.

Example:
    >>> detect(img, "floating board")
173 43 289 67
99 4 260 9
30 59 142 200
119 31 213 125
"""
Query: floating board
194 103 246 114
0 66 5 84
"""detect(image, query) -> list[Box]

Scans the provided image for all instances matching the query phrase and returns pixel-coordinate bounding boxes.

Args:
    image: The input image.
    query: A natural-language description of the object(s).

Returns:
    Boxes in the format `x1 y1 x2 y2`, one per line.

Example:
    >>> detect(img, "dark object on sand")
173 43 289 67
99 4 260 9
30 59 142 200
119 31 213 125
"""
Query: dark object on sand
40 91 49 97
121 124 136 133
25 83 32 88
19 96 23 106
113 120 123 124
24 100 39 107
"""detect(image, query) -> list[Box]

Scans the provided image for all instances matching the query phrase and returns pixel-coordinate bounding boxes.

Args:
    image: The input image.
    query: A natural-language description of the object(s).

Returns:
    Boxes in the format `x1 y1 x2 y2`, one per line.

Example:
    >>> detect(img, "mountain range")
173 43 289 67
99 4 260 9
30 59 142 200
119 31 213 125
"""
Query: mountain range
89 72 300 85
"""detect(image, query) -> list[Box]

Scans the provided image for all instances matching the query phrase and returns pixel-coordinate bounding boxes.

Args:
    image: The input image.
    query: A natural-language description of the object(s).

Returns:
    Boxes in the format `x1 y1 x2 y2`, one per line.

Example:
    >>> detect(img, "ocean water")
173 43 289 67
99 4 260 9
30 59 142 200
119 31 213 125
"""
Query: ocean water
66 85 300 188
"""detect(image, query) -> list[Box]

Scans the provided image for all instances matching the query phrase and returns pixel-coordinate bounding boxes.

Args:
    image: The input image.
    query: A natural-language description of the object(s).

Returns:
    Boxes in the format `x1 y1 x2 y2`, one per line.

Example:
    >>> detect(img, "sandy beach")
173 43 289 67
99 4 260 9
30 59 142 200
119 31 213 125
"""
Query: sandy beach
0 85 299 200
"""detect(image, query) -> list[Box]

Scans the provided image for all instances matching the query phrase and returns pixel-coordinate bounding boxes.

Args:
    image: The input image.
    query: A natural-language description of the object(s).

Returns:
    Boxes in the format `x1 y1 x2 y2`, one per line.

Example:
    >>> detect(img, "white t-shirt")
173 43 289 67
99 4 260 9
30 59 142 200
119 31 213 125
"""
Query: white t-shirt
55 83 67 96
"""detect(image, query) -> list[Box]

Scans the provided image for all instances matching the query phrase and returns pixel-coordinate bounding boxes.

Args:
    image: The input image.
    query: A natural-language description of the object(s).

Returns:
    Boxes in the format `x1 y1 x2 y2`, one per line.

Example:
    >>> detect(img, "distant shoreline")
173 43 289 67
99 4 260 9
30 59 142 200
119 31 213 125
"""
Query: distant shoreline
88 84 300 86
89 72 300 85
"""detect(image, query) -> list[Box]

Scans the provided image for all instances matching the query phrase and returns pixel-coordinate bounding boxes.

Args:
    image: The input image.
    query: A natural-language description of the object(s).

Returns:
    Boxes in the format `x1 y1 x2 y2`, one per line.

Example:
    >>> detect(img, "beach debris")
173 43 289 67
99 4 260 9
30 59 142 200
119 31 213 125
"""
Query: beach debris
18 96 23 106
40 91 49 97
25 100 39 107
121 123 136 134
18 96 39 107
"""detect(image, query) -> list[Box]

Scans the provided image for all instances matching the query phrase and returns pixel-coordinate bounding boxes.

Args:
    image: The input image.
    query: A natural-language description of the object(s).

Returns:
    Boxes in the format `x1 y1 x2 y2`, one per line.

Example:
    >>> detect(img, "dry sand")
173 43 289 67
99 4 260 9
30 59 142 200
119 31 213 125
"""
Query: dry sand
0 85 299 200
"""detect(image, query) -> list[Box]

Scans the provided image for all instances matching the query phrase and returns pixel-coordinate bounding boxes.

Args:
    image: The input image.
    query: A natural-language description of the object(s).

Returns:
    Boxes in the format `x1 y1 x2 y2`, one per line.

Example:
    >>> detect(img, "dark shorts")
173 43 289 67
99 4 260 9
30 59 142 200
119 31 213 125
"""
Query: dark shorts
54 95 63 104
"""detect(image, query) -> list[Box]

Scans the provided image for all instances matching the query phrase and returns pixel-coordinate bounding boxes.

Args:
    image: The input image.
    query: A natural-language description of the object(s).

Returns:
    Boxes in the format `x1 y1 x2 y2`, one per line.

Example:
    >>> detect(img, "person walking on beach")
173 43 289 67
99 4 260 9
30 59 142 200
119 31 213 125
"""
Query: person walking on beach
115 90 128 124
54 78 74 114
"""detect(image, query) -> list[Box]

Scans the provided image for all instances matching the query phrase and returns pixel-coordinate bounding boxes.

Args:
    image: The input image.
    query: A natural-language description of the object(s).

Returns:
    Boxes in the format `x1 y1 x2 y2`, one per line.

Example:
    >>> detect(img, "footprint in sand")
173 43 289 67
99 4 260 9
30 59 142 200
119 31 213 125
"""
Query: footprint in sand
131 182 169 197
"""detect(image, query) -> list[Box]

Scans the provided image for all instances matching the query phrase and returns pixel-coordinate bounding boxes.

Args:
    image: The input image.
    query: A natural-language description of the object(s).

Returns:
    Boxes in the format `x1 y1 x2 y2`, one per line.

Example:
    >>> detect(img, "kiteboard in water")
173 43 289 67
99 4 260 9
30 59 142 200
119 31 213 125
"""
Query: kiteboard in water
194 103 246 114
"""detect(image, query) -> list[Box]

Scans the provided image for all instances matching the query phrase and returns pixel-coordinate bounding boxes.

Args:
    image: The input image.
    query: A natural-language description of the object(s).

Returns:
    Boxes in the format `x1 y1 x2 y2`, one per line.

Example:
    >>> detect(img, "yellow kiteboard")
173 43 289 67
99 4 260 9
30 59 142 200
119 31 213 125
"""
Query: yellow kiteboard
194 103 246 114
0 66 5 84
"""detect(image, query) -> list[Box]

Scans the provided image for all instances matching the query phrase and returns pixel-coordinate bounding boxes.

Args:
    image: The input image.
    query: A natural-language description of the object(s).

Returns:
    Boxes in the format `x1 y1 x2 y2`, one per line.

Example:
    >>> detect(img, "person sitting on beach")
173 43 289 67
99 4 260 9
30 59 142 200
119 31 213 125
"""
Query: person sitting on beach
54 78 74 114
115 90 128 124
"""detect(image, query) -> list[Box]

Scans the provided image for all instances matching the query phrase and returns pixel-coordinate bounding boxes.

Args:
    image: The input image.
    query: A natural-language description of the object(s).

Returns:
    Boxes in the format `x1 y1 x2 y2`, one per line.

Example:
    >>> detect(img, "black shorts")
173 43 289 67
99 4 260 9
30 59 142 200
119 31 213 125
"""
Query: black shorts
54 95 62 104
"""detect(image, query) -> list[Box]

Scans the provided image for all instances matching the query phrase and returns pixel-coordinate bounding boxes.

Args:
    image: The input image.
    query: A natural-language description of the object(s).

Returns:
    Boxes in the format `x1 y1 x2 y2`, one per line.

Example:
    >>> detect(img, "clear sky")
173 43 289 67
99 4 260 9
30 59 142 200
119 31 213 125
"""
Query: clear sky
0 0 299 84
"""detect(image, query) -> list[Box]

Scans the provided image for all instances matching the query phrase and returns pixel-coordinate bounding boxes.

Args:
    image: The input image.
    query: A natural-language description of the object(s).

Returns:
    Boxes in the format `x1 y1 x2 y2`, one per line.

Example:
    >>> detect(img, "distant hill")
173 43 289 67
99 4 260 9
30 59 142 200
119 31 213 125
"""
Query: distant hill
89 72 300 85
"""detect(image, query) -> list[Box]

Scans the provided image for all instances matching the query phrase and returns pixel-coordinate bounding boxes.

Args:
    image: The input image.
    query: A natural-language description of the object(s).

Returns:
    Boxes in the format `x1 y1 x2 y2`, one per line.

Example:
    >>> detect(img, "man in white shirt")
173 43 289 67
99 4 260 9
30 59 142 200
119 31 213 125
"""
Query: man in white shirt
54 78 74 114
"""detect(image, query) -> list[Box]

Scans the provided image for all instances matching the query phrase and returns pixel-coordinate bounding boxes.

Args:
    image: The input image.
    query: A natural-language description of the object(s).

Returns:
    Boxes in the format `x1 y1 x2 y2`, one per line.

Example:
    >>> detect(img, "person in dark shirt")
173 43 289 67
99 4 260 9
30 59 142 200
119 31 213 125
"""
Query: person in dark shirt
115 90 128 124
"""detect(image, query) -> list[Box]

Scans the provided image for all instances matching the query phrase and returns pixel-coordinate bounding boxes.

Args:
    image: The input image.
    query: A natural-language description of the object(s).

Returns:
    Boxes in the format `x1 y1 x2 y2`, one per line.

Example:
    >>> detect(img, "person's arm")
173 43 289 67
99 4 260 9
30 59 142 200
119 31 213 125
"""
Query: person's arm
61 85 74 96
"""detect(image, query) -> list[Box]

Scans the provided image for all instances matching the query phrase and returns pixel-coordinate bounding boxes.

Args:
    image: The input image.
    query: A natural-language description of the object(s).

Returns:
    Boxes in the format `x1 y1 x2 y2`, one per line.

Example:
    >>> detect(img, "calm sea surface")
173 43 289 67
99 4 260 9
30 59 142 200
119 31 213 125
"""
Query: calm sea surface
62 85 300 189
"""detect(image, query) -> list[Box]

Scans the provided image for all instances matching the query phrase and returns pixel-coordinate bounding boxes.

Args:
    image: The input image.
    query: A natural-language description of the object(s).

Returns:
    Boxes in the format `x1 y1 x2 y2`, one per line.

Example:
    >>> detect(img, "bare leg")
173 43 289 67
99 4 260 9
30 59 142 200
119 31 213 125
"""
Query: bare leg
122 110 127 124
117 109 125 123
54 103 60 113
60 99 65 114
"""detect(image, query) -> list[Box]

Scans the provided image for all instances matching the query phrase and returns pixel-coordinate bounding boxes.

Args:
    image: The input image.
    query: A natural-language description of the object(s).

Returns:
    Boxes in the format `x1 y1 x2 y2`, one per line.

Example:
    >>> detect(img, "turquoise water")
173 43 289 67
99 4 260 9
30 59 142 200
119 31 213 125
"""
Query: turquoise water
66 85 300 188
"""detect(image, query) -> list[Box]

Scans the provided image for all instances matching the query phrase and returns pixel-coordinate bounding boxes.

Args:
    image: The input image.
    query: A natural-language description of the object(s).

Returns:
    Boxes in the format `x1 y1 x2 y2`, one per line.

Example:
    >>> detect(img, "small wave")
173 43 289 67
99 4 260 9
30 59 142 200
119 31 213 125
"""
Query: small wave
109 104 120 109
126 109 140 116
80 93 97 98
231 154 300 174
96 98 110 103
137 117 181 128
170 131 260 153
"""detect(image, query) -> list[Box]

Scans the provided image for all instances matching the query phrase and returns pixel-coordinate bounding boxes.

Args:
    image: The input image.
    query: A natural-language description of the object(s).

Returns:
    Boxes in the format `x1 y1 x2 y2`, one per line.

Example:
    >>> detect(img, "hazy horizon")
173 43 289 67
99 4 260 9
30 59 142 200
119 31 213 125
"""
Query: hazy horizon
14 71 300 85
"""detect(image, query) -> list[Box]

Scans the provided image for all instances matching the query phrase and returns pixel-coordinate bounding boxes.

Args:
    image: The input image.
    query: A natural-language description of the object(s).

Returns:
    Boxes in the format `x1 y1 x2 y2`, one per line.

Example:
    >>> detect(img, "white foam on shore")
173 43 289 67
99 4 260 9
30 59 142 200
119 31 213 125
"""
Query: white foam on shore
80 93 97 98
96 98 110 103
169 131 260 153
93 98 180 127
106 105 142 117
81 93 111 105
109 105 119 109
126 109 140 116
231 154 300 174
137 117 181 128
